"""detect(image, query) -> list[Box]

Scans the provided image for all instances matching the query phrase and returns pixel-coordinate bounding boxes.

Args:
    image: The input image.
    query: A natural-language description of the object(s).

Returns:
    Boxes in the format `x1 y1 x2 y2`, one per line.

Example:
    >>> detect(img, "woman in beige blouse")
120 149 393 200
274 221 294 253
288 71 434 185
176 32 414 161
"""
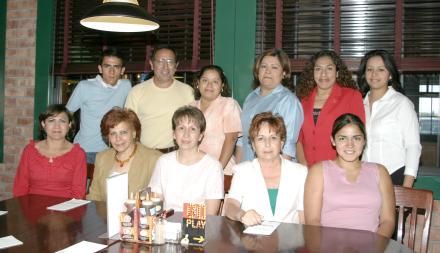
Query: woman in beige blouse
87 107 162 201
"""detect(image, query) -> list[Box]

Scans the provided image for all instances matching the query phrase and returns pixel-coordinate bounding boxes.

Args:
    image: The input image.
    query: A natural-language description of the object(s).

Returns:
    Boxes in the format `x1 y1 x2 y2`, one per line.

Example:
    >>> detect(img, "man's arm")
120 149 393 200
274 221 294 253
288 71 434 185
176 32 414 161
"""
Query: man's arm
66 82 83 112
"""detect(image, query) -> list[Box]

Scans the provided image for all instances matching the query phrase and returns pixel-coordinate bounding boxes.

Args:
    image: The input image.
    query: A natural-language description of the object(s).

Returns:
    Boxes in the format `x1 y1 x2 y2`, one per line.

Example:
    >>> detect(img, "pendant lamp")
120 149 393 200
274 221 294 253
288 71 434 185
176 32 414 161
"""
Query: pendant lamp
80 0 159 32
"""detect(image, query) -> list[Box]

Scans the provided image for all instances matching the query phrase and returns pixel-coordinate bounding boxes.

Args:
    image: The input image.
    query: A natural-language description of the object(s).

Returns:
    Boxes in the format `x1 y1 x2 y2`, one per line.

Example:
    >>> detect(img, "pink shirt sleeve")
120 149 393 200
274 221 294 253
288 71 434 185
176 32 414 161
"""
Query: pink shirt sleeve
223 98 242 133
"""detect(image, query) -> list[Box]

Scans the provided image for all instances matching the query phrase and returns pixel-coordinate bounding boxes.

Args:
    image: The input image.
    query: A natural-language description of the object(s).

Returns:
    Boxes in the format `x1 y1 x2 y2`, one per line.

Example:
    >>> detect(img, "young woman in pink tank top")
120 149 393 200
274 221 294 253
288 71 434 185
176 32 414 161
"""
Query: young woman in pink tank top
304 113 395 238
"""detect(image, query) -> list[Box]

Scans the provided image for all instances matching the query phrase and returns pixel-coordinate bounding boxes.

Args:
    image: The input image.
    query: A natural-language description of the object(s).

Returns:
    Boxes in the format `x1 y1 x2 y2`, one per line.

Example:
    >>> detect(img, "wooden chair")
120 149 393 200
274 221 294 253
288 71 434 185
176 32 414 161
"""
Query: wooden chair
224 175 232 194
86 163 95 194
394 186 433 253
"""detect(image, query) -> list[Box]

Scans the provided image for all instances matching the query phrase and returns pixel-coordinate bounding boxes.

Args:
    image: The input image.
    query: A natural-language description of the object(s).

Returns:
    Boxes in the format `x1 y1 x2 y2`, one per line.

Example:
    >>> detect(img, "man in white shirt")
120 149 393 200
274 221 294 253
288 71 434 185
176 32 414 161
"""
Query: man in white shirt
66 48 132 164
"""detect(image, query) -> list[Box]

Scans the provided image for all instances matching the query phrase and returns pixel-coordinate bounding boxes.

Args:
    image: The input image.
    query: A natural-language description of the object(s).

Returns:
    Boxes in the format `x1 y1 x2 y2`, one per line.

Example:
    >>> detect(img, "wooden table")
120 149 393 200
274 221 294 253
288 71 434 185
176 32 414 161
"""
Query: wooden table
0 195 413 253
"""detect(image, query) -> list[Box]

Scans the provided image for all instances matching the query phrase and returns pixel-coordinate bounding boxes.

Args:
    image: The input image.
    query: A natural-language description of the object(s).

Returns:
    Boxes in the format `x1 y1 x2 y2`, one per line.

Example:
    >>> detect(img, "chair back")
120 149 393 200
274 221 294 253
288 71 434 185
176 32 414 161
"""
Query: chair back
394 186 433 253
224 175 232 194
218 175 233 215
86 163 95 194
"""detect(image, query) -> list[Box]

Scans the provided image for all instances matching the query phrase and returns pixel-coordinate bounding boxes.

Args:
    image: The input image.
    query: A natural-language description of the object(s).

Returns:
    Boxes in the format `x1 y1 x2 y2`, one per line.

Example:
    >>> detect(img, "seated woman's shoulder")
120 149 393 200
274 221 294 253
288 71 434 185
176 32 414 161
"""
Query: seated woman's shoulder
283 159 308 175
71 143 86 159
138 143 163 157
96 147 115 157
72 143 84 152
369 162 388 175
230 160 254 175
308 162 324 174
203 153 223 169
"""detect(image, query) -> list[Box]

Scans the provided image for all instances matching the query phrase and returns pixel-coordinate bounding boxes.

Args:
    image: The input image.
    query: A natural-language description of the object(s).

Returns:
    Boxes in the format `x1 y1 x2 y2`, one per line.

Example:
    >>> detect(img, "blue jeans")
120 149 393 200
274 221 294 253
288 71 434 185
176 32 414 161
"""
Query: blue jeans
86 152 97 164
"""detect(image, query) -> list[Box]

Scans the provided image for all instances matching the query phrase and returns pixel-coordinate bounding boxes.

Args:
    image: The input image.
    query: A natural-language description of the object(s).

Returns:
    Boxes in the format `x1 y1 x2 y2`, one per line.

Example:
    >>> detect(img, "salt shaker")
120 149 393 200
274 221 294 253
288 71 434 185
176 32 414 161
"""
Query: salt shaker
154 217 166 245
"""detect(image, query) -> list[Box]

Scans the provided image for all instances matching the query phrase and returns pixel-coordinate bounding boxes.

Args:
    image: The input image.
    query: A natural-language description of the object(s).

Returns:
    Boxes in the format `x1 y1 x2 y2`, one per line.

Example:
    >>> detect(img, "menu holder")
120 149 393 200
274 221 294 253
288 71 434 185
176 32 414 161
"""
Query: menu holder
181 203 206 246
106 172 128 239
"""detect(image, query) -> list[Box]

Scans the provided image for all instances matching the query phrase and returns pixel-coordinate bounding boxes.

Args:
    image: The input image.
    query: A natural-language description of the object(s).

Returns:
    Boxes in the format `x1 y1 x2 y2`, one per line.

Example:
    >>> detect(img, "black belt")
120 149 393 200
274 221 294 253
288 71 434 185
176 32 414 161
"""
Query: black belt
157 146 177 153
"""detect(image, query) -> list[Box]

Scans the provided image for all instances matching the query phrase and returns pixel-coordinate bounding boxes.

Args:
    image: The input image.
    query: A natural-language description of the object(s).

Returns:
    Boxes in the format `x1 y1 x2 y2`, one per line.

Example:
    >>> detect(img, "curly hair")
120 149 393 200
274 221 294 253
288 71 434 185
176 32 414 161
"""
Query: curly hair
357 49 404 97
296 50 358 99
100 107 142 143
192 65 231 99
252 48 294 92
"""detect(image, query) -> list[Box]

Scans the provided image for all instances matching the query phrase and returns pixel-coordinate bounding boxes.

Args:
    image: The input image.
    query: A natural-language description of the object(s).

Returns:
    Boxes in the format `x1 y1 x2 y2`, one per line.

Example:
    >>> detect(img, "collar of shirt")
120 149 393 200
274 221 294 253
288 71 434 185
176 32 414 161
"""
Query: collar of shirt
252 84 284 97
95 75 120 89
364 86 397 107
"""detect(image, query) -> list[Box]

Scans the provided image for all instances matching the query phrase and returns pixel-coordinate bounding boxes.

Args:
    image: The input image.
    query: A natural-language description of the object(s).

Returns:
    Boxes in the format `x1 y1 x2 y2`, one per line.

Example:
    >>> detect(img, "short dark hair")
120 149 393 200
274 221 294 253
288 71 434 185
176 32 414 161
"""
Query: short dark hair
98 47 125 66
151 45 178 62
249 112 287 144
357 49 404 96
253 48 293 92
331 113 366 142
172 106 206 133
39 104 75 141
100 107 141 143
193 65 231 99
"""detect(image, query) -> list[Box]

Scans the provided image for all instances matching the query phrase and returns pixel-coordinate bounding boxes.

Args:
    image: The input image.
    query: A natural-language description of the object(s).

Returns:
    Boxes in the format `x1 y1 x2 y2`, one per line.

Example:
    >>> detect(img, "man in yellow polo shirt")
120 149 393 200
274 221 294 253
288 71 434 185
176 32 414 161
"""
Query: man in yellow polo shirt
125 46 194 153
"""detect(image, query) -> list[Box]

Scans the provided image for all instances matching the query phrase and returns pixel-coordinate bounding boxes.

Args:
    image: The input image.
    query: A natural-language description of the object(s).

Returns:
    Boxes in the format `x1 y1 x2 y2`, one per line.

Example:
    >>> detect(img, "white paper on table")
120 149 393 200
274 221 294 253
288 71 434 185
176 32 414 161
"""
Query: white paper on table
0 235 23 250
106 172 128 238
0 211 7 216
54 241 107 253
47 199 91 212
243 221 280 235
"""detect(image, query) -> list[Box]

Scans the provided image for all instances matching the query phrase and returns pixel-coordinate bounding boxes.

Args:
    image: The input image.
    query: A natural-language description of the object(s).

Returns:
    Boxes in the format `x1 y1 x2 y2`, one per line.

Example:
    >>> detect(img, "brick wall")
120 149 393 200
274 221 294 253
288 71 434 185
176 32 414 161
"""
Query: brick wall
0 0 37 200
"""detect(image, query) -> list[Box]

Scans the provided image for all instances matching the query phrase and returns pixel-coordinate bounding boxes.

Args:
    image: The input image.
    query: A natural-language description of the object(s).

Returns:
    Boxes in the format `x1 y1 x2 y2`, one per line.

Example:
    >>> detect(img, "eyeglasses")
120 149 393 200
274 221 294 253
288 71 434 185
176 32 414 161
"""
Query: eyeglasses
154 58 177 67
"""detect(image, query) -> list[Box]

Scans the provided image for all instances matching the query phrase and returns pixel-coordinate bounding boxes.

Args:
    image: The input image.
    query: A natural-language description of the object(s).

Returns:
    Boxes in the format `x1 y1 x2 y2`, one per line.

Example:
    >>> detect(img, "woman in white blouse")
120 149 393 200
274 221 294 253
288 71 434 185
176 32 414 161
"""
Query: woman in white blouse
225 112 307 225
357 49 421 187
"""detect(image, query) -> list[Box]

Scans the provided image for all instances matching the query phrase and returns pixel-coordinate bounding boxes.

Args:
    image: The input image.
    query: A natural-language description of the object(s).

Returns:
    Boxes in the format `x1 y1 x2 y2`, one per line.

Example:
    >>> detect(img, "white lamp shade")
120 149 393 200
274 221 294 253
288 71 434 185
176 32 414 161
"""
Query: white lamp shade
80 1 159 32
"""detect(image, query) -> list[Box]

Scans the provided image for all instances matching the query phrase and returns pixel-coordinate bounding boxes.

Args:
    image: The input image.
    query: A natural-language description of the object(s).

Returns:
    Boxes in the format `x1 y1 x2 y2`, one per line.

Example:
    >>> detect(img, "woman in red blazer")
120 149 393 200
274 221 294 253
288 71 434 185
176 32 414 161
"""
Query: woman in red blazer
296 50 365 167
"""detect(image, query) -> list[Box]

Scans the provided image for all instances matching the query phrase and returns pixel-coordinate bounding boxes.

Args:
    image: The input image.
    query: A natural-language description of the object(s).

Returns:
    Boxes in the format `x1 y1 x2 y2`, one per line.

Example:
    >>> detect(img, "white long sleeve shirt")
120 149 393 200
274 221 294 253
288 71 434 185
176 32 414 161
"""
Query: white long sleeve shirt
362 87 422 177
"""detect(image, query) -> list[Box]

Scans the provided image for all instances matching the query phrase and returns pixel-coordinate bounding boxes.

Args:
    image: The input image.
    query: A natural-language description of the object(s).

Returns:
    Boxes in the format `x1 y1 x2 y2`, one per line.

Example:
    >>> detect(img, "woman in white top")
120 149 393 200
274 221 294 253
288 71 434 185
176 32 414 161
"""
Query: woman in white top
357 49 421 187
149 106 224 215
225 112 308 225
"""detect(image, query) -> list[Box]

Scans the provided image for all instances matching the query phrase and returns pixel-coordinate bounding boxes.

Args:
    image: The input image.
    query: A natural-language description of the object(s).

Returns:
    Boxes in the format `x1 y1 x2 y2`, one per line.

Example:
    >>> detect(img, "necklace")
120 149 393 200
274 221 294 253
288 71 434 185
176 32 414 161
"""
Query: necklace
114 144 137 167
